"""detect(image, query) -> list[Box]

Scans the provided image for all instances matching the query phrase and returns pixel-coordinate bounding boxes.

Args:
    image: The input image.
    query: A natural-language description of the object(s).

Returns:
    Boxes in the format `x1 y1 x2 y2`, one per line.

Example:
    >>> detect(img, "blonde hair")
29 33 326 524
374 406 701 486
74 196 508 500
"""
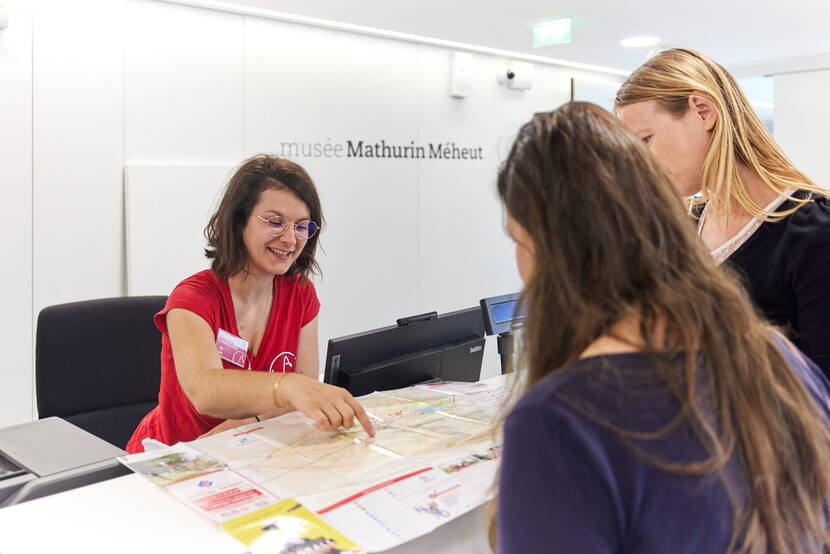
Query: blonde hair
615 48 825 224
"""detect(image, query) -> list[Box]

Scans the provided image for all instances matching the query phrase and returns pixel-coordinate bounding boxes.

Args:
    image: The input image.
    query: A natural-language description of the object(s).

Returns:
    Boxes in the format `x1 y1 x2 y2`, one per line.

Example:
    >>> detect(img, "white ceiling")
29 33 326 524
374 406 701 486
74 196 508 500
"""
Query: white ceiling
223 0 830 73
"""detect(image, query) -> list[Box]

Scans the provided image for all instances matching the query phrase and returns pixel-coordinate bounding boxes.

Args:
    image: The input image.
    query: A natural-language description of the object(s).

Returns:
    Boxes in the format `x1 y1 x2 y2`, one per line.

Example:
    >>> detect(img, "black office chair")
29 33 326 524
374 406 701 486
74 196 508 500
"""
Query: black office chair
36 296 167 449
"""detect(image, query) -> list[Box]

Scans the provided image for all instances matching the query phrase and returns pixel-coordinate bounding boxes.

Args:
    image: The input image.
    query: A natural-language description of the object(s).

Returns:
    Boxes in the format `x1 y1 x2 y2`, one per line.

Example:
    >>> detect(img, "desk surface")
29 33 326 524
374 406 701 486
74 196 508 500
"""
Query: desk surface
0 472 491 554
0 375 509 553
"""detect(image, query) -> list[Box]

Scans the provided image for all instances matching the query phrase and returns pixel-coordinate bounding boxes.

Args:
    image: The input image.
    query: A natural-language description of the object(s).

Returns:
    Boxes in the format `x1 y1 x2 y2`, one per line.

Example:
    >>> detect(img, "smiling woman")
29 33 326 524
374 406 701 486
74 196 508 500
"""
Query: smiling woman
203 157 323 280
126 155 374 453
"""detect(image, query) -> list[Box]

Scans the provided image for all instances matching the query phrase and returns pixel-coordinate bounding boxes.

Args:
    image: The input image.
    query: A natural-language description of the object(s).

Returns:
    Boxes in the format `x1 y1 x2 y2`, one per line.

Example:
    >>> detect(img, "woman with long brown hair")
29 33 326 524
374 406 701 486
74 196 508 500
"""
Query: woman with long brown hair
615 48 830 376
493 102 830 553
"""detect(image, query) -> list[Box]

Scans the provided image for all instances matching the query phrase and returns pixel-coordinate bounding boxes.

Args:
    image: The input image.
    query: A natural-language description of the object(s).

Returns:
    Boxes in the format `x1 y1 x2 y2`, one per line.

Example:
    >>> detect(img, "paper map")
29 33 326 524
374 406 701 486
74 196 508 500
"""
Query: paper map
120 375 512 552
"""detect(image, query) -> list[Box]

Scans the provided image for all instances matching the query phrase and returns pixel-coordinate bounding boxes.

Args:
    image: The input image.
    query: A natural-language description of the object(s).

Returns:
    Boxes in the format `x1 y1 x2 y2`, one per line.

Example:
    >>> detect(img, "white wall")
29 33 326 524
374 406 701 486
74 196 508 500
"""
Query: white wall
33 2 125 315
124 1 245 164
0 9 33 427
243 18 425 342
0 0 617 427
572 73 623 112
774 70 830 188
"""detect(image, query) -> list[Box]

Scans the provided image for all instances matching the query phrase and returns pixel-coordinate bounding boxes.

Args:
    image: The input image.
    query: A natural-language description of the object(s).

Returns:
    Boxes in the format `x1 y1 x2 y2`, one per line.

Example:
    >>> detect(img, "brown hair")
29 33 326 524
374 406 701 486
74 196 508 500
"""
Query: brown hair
492 102 830 553
205 155 323 280
615 48 825 225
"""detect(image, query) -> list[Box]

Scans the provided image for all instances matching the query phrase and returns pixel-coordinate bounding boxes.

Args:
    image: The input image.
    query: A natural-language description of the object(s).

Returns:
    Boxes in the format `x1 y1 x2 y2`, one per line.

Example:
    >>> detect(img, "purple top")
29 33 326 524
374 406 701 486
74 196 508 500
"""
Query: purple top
497 346 830 554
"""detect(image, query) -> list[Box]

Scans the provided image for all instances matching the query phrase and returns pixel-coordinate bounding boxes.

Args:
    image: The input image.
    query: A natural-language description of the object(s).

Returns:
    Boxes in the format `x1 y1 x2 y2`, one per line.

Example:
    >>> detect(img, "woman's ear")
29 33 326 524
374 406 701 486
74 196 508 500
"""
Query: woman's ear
688 94 717 132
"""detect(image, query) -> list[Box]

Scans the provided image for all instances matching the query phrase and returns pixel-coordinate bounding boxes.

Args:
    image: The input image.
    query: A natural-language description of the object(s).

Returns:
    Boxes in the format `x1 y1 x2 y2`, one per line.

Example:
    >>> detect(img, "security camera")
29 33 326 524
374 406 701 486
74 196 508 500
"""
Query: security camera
497 61 533 90
497 66 516 84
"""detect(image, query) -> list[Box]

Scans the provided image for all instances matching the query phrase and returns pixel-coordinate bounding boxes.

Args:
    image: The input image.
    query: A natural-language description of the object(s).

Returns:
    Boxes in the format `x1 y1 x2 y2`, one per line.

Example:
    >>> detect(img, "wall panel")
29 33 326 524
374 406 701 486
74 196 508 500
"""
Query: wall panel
123 0 245 165
416 46 572 317
0 9 33 426
245 18 422 362
32 1 125 318
10 1 627 415
774 70 830 188
125 164 228 296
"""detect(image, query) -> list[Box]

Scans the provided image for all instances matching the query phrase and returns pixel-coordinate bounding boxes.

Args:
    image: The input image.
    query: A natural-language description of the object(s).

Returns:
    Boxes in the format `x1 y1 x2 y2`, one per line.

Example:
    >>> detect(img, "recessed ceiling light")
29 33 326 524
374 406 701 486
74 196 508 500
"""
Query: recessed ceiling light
619 36 661 48
532 18 572 47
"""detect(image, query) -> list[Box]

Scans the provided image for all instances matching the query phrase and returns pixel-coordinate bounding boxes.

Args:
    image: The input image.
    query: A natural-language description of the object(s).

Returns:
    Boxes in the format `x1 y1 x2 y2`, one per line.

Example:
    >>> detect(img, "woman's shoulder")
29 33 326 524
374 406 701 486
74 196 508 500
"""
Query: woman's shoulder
776 191 830 259
506 353 682 470
176 268 220 286
168 269 225 305
509 352 710 471
156 270 226 333
512 353 664 419
782 190 830 228
172 269 221 292
275 275 320 325
773 333 830 410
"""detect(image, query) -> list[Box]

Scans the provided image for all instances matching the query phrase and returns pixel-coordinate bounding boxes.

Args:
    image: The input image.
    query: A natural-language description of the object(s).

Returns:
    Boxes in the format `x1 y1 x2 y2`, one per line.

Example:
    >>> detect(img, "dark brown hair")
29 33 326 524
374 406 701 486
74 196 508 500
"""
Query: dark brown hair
205 155 323 280
492 102 830 553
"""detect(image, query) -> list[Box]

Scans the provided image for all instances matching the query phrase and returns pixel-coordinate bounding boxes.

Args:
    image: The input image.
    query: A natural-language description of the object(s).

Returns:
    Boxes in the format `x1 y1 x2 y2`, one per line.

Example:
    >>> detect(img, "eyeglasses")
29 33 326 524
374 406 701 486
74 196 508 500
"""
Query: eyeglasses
255 215 319 240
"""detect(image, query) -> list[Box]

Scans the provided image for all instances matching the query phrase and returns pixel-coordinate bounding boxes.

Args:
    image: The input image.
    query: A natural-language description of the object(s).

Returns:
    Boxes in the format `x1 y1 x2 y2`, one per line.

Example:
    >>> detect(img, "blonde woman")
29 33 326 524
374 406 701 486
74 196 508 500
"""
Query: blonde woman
616 48 830 376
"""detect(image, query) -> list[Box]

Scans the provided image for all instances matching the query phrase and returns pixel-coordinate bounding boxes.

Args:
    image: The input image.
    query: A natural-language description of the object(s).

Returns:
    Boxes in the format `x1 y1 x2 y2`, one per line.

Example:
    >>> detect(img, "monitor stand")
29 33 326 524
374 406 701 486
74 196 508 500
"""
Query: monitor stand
497 332 514 374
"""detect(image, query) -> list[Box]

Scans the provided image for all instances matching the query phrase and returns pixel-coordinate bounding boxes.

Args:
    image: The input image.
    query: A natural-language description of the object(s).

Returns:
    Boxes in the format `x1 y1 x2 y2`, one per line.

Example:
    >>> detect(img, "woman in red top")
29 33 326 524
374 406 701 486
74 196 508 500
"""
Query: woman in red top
127 155 373 453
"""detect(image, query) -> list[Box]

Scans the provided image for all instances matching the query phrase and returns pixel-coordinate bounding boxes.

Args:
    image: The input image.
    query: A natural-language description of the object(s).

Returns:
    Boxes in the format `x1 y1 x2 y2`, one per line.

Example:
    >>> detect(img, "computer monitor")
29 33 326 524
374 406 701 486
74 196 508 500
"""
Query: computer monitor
324 307 486 397
480 292 526 335
480 292 526 374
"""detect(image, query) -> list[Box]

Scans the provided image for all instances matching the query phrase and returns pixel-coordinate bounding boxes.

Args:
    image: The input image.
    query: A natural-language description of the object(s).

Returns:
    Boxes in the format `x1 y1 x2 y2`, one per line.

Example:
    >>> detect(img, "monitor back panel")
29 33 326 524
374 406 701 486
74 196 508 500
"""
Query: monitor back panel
324 307 484 386
439 337 485 382
339 349 444 397
337 336 485 397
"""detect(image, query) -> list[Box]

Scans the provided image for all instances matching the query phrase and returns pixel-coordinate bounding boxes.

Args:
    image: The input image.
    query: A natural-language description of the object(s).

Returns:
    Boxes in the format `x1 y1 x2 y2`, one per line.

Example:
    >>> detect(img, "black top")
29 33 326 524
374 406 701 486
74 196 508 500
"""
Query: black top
698 191 830 377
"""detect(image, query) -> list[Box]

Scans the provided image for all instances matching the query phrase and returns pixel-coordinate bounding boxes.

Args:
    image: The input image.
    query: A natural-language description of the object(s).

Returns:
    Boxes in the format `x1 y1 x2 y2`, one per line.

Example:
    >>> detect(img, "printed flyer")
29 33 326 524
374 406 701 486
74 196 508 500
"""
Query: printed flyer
164 467 280 523
117 443 226 486
222 498 363 554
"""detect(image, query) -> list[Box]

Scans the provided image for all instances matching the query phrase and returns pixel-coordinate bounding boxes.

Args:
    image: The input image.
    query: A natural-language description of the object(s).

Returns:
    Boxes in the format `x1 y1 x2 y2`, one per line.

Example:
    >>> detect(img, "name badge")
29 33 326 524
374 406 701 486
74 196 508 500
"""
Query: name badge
216 328 249 368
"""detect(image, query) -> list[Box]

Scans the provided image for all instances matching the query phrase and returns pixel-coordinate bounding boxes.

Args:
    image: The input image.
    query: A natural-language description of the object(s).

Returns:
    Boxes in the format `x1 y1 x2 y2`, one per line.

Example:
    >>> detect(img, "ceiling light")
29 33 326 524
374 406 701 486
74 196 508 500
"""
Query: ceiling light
532 18 571 47
620 36 661 48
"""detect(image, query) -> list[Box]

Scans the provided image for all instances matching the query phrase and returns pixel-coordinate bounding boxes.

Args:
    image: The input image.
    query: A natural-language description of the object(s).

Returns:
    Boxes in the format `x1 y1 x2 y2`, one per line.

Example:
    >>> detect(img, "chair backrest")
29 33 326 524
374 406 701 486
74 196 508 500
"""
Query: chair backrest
36 296 167 449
